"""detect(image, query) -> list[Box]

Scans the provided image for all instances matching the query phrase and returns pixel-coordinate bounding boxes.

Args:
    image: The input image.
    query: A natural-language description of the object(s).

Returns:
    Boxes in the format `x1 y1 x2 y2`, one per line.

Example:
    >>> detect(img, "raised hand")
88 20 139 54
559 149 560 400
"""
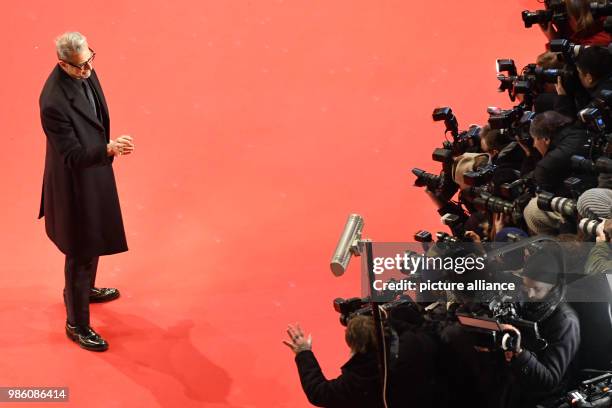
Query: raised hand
283 323 312 354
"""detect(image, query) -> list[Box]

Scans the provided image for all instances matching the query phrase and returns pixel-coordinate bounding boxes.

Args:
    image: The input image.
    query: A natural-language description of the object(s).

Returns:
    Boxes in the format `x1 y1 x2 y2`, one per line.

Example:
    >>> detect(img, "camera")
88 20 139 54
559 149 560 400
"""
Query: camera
496 59 521 101
499 177 534 201
412 168 443 190
496 58 577 104
433 106 459 138
572 155 612 174
463 164 497 187
333 297 366 326
541 372 612 408
536 191 578 217
549 39 585 66
457 297 546 352
432 107 482 155
521 0 567 28
473 191 515 215
436 231 461 244
414 230 433 243
432 147 454 164
333 296 419 327
579 90 612 132
523 63 576 89
564 176 596 198
488 105 531 138
578 217 605 236
590 0 612 17
580 107 609 132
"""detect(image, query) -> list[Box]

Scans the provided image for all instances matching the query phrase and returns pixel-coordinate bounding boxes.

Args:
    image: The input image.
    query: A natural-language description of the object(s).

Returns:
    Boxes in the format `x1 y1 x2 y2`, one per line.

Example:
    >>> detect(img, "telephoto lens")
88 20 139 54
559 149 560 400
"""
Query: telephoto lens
536 192 577 217
412 168 443 189
578 217 603 236
473 192 515 215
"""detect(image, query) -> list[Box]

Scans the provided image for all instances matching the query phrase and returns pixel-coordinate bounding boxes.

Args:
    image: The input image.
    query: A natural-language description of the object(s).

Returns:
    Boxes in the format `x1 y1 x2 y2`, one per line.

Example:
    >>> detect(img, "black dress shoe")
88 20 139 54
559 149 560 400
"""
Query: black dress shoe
65 323 109 352
89 287 120 303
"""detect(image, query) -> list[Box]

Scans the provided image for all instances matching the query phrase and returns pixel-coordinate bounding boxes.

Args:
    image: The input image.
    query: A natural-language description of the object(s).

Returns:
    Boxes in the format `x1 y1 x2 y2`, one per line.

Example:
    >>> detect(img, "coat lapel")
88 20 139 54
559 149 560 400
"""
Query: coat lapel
89 71 109 120
56 65 104 130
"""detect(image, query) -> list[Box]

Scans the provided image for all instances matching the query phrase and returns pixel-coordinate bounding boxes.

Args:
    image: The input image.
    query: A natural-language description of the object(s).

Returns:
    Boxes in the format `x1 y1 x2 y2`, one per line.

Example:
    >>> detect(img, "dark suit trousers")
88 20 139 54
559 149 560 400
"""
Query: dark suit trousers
64 256 98 327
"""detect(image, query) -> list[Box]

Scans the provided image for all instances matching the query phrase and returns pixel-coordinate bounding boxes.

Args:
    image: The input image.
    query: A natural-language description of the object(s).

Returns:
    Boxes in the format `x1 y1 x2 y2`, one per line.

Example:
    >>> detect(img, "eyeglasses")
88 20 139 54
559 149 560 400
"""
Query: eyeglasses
61 48 96 70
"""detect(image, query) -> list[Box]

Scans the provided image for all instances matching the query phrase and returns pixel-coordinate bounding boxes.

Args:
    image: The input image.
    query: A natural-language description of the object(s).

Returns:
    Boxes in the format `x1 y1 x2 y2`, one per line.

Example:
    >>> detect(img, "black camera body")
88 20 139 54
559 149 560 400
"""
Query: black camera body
464 164 497 187
573 155 612 174
333 296 419 327
473 191 515 215
537 191 578 217
457 298 546 352
489 106 525 130
500 177 534 201
540 372 612 408
591 0 612 17
433 107 482 156
580 90 612 133
412 168 444 191
522 0 567 29
488 105 535 141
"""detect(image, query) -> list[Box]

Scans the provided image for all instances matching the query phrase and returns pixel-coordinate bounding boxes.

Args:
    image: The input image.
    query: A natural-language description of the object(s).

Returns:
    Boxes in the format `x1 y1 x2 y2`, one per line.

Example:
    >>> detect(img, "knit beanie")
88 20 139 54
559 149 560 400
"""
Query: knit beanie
577 188 612 219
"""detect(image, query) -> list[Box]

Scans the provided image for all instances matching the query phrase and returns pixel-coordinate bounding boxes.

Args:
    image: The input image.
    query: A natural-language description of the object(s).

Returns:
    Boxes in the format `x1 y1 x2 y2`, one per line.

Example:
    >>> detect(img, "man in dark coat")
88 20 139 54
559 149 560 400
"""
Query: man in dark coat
38 32 135 351
283 318 384 408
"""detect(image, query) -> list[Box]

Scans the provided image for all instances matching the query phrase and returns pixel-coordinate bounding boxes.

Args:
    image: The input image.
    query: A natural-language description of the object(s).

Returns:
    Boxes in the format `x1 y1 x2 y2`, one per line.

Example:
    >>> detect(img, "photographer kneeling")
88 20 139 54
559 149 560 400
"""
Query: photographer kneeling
521 111 587 234
501 246 581 408
283 317 383 408
441 246 580 408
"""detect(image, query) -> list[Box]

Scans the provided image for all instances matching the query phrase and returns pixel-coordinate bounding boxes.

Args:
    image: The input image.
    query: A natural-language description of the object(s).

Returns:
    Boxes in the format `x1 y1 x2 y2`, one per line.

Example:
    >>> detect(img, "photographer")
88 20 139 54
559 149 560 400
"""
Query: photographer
480 124 525 171
501 247 581 408
283 317 383 408
521 111 587 234
533 51 567 113
555 45 612 116
540 0 612 46
439 246 581 408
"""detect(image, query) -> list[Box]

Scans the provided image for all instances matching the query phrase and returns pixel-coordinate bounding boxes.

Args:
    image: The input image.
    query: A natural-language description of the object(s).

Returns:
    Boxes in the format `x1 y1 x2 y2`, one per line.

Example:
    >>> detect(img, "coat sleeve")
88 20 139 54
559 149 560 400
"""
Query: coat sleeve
534 127 586 193
534 153 563 193
553 95 578 118
585 242 612 276
41 105 110 170
294 350 357 408
509 314 580 392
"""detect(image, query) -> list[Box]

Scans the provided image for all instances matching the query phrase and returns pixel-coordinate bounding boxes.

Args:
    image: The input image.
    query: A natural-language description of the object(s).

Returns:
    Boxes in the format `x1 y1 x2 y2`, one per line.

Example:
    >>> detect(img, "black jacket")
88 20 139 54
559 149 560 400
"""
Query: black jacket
493 142 525 172
555 74 612 118
440 302 580 408
38 65 128 257
505 302 581 408
387 327 439 407
533 124 588 195
294 350 383 408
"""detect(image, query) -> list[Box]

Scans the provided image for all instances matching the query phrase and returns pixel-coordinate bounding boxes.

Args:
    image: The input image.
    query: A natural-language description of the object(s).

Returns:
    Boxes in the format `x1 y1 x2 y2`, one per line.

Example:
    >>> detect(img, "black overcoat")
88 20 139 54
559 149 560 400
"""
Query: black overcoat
38 65 128 257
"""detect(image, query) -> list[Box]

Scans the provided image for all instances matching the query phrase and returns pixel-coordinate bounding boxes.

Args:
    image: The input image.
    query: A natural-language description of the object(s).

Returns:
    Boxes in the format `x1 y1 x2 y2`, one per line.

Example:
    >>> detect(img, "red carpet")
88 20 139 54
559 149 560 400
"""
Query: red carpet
1 1 543 406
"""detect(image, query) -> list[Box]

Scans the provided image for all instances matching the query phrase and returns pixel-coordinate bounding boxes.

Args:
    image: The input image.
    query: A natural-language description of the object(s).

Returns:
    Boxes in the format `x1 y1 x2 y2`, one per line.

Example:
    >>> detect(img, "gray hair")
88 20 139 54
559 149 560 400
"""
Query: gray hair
55 32 88 60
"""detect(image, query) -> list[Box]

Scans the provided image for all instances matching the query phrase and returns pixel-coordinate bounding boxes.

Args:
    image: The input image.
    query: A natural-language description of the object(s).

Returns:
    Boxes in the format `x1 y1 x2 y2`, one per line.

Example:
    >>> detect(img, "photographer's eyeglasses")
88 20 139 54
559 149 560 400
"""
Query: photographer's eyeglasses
61 48 96 70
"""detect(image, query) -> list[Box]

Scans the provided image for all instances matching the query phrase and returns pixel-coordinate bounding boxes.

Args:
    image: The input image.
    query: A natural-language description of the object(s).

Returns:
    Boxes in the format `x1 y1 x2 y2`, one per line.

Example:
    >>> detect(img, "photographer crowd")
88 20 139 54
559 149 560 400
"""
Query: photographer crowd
285 1 612 407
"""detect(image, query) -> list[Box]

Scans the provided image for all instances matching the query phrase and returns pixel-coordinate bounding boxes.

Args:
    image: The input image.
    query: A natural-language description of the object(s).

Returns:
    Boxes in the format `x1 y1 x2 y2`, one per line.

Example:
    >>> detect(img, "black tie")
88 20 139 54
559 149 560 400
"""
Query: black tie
82 80 98 119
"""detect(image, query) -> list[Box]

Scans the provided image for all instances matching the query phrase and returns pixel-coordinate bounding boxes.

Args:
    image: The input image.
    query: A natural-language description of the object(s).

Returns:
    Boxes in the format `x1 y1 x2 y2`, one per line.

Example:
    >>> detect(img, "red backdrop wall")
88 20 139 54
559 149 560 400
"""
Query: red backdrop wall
0 1 543 406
